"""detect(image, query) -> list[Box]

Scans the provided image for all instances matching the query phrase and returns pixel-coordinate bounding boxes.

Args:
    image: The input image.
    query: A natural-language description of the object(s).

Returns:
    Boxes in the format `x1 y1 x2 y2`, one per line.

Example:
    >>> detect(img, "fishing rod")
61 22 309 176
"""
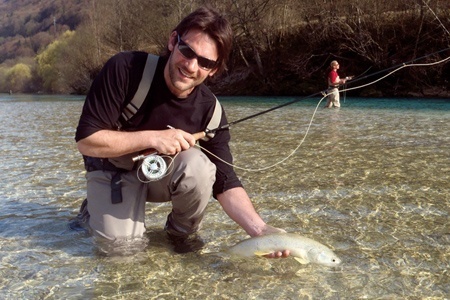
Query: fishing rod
205 46 450 135
345 47 450 86
134 46 450 180
137 6 450 180
204 93 322 134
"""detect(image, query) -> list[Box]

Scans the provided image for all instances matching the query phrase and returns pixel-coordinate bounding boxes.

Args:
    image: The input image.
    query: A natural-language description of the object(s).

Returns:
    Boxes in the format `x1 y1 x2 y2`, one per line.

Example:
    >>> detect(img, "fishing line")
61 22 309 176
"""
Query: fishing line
196 96 326 172
343 83 347 103
341 55 450 94
196 53 450 173
204 47 450 135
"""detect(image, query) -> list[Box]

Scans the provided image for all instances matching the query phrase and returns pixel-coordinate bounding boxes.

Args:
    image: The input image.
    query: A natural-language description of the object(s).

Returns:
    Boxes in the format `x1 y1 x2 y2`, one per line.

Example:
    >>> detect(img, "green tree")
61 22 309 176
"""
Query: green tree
4 63 32 93
0 66 8 92
60 25 104 94
36 30 75 93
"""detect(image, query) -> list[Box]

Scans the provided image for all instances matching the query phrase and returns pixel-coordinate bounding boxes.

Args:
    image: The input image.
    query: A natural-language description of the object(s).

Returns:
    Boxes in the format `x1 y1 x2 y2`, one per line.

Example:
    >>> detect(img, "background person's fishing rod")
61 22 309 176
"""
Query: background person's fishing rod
204 46 450 135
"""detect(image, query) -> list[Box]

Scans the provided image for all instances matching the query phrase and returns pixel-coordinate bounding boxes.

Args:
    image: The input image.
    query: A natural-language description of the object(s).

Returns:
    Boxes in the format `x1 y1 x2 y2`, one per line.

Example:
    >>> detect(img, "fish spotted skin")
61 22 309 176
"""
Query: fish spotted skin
228 232 341 267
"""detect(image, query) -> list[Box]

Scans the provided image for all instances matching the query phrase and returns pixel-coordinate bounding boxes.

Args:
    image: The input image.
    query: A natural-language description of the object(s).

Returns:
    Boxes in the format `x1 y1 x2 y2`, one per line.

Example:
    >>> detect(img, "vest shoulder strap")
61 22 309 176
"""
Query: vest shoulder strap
120 53 159 125
201 97 222 141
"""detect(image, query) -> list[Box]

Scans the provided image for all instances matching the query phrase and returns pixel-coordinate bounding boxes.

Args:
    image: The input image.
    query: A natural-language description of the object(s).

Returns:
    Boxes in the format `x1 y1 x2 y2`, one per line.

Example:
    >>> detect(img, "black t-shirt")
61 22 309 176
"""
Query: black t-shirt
75 51 242 197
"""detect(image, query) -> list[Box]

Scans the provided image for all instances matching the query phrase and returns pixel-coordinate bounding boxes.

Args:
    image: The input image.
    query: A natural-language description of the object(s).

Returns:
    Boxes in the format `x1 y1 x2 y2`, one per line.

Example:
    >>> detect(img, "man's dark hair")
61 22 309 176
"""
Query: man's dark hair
164 6 233 75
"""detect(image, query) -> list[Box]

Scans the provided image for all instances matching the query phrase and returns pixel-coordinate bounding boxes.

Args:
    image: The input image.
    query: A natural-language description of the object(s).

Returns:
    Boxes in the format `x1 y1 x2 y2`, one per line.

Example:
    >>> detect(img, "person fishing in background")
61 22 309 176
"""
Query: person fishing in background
71 6 290 256
325 60 353 108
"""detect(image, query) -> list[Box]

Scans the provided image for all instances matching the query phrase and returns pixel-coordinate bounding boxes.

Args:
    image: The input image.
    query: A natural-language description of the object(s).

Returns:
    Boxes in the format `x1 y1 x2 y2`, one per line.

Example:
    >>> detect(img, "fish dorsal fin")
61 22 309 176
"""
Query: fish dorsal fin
254 251 272 256
294 257 310 265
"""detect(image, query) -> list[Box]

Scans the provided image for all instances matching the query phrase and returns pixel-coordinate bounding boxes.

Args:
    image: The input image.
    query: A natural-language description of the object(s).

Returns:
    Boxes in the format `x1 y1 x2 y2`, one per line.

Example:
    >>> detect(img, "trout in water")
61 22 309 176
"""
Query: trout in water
228 233 341 267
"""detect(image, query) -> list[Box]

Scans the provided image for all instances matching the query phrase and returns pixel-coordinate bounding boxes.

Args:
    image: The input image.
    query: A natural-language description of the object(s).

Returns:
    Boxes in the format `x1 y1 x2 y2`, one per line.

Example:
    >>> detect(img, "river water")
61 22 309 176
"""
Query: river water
0 94 448 299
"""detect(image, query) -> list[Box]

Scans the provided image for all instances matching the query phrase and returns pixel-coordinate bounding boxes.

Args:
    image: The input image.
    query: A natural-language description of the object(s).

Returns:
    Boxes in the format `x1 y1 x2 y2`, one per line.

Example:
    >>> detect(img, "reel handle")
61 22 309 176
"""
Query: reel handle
132 131 206 162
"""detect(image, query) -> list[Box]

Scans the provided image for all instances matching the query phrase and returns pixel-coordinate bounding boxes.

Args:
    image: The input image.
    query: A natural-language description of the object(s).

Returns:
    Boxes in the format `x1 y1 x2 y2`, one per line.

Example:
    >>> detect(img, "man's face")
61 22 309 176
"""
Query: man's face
165 29 218 98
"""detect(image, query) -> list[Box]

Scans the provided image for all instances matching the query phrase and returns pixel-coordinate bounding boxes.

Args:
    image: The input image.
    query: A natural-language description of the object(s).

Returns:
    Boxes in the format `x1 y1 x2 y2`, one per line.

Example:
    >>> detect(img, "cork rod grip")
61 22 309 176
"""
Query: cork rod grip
192 131 206 140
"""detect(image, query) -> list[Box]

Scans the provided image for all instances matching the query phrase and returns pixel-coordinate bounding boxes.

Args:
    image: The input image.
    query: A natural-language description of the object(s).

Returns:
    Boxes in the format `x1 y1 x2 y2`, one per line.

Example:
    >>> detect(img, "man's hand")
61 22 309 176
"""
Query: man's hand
260 224 286 235
260 224 291 258
264 250 291 258
154 128 196 155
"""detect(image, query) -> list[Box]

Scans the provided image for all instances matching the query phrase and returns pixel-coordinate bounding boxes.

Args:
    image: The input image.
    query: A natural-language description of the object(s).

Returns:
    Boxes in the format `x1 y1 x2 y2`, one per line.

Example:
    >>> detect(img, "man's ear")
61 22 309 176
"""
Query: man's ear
208 68 218 77
168 31 177 52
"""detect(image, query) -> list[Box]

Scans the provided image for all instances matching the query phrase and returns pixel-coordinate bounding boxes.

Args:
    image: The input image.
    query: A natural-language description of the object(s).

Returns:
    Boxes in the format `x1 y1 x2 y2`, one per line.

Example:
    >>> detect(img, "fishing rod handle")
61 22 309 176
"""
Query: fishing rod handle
192 131 206 140
132 131 206 161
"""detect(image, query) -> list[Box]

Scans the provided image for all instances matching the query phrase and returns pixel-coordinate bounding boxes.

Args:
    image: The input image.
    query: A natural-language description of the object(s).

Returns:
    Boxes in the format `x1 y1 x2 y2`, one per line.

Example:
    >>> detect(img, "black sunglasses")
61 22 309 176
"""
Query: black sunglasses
177 34 217 70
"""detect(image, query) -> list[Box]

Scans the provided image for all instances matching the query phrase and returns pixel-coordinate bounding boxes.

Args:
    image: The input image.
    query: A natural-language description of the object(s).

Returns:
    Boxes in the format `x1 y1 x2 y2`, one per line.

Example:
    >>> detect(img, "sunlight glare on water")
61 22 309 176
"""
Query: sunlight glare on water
0 94 448 299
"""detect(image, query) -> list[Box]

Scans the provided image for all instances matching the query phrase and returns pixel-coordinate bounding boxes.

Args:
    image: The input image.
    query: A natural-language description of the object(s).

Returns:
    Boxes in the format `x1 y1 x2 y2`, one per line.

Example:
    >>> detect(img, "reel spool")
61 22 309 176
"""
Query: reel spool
141 154 167 180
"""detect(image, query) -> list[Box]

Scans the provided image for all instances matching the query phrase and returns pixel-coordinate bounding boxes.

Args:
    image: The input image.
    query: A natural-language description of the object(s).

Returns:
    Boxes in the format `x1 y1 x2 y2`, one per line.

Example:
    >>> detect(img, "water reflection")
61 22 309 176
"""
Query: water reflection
0 95 448 299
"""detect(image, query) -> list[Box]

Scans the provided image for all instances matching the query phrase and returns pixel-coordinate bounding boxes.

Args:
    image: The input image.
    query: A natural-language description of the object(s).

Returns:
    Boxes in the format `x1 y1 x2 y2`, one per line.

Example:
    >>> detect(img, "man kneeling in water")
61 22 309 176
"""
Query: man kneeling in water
71 6 290 257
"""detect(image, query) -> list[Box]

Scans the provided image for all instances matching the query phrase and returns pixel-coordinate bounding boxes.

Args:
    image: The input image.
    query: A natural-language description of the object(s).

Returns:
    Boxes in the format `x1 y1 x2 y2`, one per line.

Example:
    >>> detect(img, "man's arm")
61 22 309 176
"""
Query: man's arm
77 128 196 158
216 186 290 258
334 75 353 85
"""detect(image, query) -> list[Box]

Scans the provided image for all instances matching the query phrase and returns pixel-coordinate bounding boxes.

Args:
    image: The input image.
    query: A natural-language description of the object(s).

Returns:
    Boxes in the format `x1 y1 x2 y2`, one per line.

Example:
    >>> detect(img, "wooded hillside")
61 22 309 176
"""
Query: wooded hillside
0 0 449 97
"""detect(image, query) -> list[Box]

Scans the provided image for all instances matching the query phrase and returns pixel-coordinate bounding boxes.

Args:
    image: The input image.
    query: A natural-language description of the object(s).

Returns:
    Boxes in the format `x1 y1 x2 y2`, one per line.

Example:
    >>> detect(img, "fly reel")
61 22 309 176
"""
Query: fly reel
140 154 167 180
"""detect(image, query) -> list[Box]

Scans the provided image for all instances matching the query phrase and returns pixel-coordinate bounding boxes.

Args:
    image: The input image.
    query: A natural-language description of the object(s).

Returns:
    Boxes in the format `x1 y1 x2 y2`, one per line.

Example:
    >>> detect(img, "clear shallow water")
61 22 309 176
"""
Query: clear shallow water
0 94 448 299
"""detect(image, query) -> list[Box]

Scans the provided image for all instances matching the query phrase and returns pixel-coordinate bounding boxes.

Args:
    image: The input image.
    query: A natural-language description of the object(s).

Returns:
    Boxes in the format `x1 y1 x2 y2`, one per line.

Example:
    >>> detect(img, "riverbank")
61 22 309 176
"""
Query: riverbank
209 70 450 99
2 3 449 98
